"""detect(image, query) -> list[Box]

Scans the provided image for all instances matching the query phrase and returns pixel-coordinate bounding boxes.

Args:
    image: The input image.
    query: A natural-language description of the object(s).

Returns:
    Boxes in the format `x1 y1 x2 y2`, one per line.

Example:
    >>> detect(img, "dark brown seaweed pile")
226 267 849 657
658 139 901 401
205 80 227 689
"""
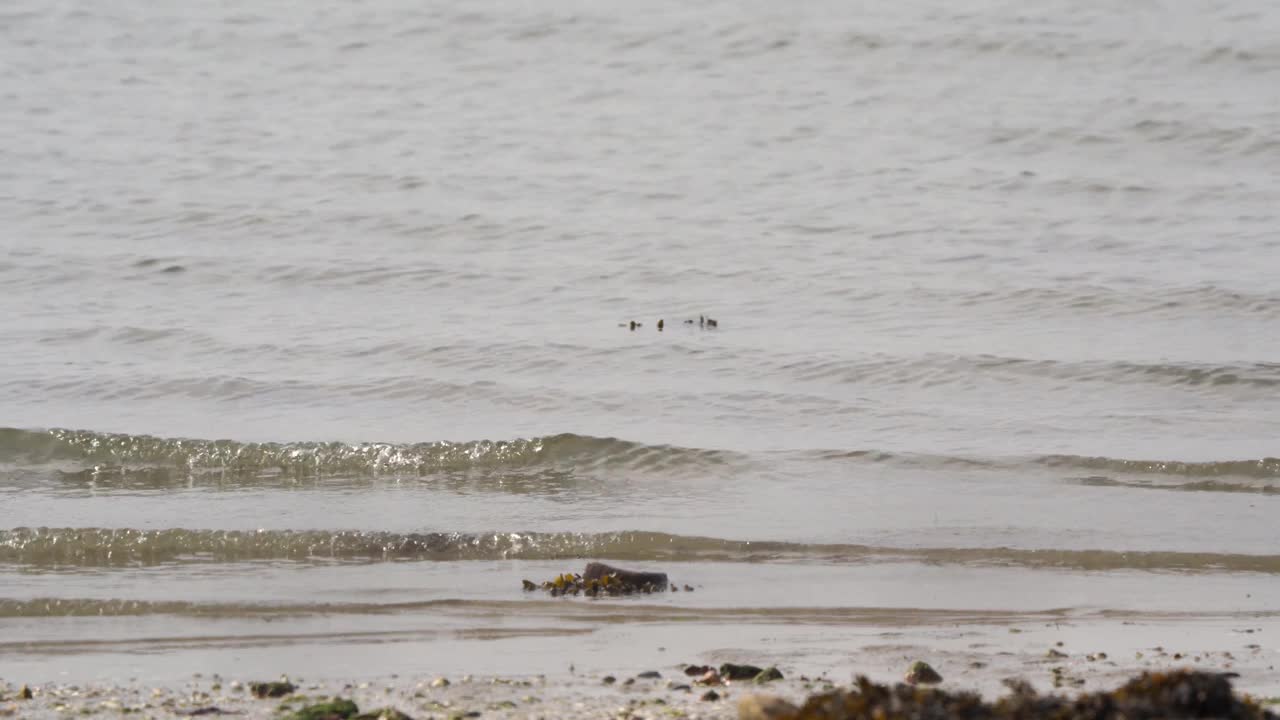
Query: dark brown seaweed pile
521 571 667 596
784 670 1274 720
522 562 675 596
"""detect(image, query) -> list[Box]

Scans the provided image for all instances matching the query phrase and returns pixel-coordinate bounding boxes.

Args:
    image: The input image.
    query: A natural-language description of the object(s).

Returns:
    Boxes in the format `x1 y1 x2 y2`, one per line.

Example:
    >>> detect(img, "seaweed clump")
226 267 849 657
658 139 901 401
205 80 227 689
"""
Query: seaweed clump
783 670 1273 720
285 698 359 720
523 563 670 596
522 571 664 597
250 680 297 699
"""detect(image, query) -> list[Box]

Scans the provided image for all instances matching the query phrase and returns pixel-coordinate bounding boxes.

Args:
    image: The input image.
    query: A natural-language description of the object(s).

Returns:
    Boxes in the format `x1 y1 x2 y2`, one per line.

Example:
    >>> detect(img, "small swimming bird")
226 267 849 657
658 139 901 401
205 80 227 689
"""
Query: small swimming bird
657 319 664 331
706 317 718 328
629 320 637 331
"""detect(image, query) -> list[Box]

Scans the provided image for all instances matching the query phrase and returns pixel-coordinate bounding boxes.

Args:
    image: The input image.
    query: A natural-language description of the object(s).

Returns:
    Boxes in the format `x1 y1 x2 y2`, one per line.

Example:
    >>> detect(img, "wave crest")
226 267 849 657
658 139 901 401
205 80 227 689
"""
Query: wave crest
0 428 732 477
3 527 1278 573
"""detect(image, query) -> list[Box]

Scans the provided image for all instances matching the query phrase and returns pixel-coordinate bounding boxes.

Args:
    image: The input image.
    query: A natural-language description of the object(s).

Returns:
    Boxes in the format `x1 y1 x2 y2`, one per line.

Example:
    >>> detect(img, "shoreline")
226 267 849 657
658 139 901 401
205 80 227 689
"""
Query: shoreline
5 613 1279 719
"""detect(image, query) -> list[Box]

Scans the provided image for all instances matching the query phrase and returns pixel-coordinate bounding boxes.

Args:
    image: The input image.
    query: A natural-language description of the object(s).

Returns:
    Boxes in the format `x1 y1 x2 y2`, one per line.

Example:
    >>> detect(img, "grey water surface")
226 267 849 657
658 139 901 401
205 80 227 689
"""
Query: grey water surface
2 0 1279 683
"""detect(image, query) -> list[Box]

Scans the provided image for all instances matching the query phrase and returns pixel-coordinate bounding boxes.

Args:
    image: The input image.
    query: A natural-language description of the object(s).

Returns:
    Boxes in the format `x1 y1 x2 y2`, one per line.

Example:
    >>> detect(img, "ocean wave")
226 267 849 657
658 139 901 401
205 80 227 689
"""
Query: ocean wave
816 447 1280 481
773 353 1280 391
2 527 1277 573
1069 475 1280 495
4 428 1274 488
0 428 734 478
7 597 1276 624
987 119 1280 162
1041 455 1280 480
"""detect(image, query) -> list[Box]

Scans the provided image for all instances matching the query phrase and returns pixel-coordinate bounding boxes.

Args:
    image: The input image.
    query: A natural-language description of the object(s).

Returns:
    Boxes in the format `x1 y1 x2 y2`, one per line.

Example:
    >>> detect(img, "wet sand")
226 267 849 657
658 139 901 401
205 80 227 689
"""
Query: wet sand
4 612 1279 719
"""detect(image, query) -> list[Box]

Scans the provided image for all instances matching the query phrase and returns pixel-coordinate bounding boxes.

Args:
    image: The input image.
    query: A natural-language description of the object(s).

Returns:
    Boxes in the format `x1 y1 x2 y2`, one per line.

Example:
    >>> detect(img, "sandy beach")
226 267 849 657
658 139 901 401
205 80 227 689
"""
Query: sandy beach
5 607 1279 719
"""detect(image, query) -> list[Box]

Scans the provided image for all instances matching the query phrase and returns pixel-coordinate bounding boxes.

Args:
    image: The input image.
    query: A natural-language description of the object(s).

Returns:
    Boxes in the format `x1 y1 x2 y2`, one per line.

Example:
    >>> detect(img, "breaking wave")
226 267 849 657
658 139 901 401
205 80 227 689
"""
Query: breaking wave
2 527 1278 573
0 427 735 478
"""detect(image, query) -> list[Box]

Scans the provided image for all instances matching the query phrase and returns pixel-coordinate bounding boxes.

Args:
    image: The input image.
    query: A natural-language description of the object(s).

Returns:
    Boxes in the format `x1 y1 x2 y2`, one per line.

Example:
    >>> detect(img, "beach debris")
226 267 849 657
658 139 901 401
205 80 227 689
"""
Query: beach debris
176 708 233 717
697 671 723 686
754 667 785 684
778 670 1273 720
603 676 617 685
685 665 714 677
623 677 635 686
353 709 414 720
702 689 721 702
903 661 943 685
430 678 450 688
637 671 662 679
721 664 766 681
684 584 694 592
1001 678 1036 695
285 698 358 720
1047 648 1068 659
250 680 297 699
1051 666 1086 689
584 562 667 587
523 563 670 596
738 694 799 720
18 686 32 700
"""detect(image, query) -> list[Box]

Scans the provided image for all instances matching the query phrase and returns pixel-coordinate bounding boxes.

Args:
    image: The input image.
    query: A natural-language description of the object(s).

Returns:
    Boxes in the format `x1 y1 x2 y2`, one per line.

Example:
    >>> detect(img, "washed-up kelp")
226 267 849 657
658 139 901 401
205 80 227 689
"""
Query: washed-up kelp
522 562 674 596
777 670 1272 720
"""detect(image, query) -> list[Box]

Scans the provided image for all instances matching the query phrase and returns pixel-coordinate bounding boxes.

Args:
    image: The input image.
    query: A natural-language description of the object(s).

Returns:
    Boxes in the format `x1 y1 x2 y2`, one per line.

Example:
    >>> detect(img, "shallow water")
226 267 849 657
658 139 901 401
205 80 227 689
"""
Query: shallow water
2 0 1279 685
